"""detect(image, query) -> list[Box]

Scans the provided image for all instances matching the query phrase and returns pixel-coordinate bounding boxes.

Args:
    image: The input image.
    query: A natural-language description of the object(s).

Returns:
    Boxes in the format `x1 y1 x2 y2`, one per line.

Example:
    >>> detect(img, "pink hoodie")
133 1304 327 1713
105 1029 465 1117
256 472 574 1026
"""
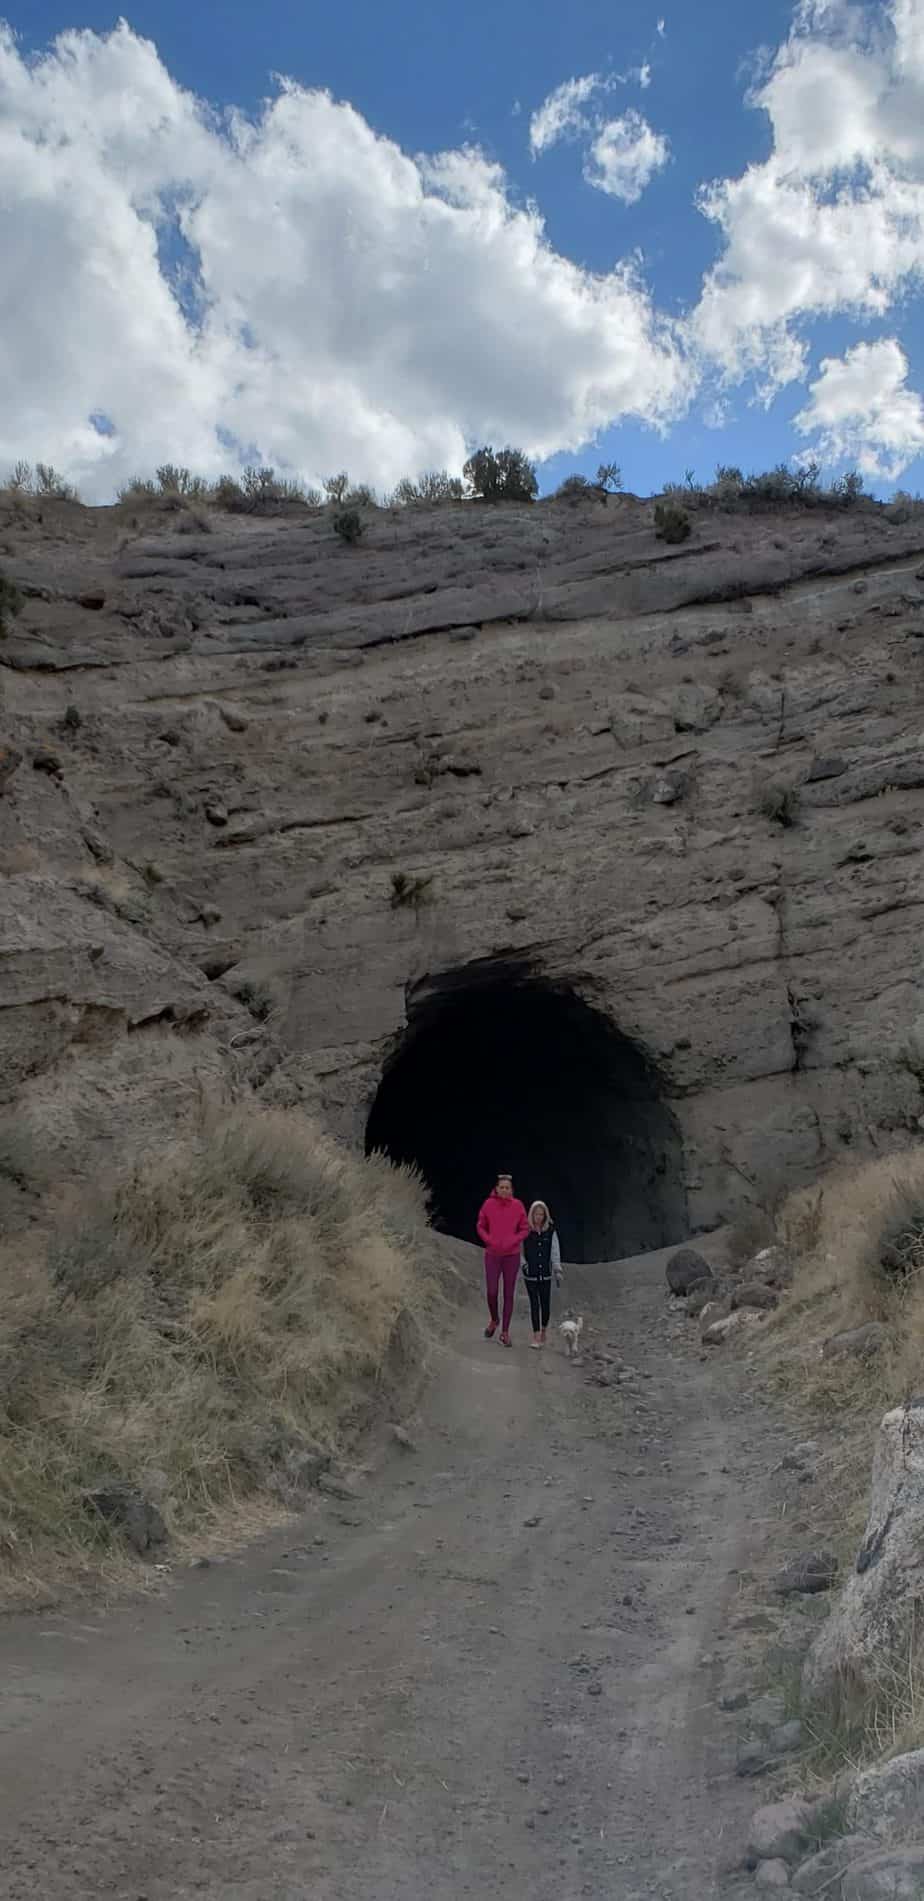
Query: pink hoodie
477 1191 529 1256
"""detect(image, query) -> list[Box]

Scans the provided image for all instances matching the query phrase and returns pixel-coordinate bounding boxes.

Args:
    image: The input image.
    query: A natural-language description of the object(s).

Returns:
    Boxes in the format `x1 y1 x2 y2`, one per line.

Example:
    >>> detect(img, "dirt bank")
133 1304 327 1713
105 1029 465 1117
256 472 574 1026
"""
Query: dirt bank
0 1243 785 1900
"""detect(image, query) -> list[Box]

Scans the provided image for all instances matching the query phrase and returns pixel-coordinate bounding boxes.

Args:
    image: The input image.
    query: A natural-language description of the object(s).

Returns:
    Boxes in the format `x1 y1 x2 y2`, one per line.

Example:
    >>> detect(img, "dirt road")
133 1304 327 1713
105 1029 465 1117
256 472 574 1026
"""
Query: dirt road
0 1247 784 1899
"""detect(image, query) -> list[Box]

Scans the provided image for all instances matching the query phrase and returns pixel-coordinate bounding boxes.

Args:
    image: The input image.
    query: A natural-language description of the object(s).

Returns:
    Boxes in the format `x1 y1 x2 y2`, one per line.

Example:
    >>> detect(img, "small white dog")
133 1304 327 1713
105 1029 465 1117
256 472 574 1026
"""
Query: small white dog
559 1314 584 1358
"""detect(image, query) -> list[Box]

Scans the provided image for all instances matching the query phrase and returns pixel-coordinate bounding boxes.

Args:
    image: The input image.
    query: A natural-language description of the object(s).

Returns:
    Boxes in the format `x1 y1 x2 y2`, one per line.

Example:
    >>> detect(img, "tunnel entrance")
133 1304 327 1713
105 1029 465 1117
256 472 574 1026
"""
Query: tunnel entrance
365 964 687 1263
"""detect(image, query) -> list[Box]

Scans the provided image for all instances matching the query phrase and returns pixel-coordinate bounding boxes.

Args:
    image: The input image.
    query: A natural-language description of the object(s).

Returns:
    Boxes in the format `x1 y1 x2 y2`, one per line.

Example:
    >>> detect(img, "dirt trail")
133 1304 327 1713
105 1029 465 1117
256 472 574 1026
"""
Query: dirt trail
0 1246 784 1899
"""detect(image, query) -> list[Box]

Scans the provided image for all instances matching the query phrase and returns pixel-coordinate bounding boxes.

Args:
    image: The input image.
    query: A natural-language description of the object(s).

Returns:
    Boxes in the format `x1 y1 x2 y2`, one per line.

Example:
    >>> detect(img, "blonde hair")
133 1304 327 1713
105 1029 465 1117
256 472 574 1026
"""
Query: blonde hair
528 1200 552 1229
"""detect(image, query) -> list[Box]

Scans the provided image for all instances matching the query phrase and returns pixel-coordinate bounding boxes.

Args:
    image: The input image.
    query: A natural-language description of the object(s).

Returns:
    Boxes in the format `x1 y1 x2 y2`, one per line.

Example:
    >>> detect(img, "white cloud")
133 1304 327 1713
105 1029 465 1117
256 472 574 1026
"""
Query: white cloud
0 24 694 502
529 72 607 155
584 111 670 202
637 62 653 90
657 19 667 37
794 337 924 477
692 0 924 390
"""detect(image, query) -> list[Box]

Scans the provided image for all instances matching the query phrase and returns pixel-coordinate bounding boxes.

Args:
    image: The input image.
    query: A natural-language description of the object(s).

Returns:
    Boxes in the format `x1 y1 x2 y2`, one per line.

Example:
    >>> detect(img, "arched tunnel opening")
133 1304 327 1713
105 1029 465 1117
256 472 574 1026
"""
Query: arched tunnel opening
365 964 688 1263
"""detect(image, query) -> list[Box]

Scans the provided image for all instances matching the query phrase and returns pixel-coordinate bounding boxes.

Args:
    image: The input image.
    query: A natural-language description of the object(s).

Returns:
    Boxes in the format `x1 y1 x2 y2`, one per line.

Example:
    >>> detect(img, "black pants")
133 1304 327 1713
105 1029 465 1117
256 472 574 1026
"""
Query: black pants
525 1276 552 1331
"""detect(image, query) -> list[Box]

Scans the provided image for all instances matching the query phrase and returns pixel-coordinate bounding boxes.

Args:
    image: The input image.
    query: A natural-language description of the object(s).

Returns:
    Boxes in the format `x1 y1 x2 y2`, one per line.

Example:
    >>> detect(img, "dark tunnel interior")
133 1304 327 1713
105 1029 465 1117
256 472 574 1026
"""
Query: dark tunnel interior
365 967 688 1263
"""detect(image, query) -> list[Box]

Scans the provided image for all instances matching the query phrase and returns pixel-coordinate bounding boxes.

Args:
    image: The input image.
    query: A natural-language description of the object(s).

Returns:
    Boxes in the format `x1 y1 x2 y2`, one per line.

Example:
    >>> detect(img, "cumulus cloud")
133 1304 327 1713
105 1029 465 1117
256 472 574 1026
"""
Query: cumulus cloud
692 0 924 390
584 111 670 202
794 337 924 478
528 72 608 155
0 24 694 502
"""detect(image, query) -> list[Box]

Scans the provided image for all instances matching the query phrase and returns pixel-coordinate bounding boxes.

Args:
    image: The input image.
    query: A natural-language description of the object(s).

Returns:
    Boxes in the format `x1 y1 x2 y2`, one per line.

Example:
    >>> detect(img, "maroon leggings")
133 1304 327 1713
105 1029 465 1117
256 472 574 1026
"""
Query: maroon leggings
484 1251 520 1332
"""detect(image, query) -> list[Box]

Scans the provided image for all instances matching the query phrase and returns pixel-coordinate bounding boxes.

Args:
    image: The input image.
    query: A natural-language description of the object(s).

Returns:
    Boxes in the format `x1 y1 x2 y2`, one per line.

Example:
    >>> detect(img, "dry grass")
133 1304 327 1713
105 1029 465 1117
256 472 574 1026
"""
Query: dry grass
754 1144 924 1764
0 1107 435 1604
776 1146 924 1383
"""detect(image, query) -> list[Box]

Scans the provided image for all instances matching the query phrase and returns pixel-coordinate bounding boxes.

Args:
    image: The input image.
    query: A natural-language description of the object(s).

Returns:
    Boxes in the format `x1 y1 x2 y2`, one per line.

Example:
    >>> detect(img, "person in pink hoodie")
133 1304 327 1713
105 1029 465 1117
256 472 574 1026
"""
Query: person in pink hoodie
476 1172 529 1348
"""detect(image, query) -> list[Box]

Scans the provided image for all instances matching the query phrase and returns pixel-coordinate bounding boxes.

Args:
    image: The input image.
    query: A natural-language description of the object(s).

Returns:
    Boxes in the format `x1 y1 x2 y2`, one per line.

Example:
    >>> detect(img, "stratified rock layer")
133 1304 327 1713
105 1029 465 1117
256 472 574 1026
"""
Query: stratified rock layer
3 489 924 1246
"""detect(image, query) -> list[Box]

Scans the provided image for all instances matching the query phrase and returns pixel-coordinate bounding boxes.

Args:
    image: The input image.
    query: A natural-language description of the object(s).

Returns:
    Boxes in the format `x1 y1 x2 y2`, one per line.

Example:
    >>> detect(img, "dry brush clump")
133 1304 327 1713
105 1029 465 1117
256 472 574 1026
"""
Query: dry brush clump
0 1107 434 1602
662 461 868 514
1 459 79 502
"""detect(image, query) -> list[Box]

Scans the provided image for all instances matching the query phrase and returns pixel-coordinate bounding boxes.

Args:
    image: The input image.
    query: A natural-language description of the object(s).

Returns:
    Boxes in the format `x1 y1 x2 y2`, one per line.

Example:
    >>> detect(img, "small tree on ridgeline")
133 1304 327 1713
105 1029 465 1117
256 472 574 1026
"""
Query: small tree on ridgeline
462 446 538 503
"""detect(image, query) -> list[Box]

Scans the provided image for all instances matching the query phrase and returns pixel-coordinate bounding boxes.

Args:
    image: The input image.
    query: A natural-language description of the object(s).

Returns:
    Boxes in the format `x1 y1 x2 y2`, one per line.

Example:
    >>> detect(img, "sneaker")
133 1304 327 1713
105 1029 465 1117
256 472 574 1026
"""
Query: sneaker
500 1332 512 1348
539 1328 547 1345
529 1336 542 1350
484 1322 498 1339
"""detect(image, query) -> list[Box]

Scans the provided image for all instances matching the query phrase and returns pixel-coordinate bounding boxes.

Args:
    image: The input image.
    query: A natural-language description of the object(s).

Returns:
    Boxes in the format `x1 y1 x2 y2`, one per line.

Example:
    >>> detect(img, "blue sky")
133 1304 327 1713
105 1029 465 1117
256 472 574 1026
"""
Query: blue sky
4 1 924 500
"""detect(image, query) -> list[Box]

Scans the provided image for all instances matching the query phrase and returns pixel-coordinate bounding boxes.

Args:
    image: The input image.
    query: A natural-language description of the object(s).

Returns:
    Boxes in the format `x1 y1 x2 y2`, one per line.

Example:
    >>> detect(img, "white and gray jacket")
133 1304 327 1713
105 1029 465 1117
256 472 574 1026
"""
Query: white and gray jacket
522 1227 562 1282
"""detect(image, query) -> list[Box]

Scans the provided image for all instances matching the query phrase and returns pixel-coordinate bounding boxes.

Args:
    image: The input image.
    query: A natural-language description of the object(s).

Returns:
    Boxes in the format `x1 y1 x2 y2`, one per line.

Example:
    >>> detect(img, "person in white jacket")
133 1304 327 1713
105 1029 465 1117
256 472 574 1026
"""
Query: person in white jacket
521 1200 562 1348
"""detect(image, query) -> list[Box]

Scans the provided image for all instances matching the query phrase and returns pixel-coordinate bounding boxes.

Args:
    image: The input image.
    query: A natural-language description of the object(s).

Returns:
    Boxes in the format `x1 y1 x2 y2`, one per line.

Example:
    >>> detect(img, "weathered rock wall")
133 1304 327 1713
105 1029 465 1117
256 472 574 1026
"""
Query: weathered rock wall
3 489 924 1249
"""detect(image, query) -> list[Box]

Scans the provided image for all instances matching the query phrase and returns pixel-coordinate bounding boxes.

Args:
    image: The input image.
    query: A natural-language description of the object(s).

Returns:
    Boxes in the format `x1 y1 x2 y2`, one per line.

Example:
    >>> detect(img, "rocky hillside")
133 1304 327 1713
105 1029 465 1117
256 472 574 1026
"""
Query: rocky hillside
3 487 924 1254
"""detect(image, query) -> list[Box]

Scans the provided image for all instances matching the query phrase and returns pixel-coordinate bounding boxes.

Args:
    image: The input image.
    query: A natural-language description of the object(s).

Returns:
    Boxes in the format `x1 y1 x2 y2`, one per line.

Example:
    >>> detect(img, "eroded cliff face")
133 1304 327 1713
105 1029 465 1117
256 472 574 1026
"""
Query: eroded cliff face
3 488 924 1256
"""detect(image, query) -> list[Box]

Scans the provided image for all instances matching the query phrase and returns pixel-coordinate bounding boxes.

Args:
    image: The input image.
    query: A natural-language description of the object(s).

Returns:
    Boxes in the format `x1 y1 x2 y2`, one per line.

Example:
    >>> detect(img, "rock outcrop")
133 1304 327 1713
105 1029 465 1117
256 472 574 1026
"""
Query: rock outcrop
3 490 924 1252
804 1406 924 1715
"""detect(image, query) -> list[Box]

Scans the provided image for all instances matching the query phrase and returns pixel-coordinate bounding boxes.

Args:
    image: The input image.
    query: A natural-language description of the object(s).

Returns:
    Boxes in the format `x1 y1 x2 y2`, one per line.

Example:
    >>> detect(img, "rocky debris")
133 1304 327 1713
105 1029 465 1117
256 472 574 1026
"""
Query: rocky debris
83 1482 166 1556
0 742 22 791
687 1281 721 1318
390 1424 417 1451
732 1280 779 1312
841 1847 924 1898
755 1860 791 1889
775 1551 837 1597
77 587 106 610
651 768 687 805
218 706 249 733
748 1798 818 1867
205 800 229 827
806 755 848 783
791 1839 879 1894
666 1247 714 1296
671 683 721 733
804 1407 924 1714
747 1246 795 1290
846 1751 924 1844
703 1308 764 1346
821 1323 889 1362
737 1722 803 1778
32 747 62 776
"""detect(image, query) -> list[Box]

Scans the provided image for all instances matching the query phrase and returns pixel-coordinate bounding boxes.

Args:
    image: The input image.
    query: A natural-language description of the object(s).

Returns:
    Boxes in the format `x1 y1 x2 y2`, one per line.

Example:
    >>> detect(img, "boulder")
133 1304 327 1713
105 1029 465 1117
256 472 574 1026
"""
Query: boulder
738 1740 776 1779
733 1281 779 1312
666 1246 714 1296
748 1798 817 1867
804 1405 924 1714
775 1551 837 1597
842 1847 924 1898
821 1324 889 1363
792 1839 878 1894
846 1751 924 1844
700 1296 732 1336
756 1860 791 1889
83 1482 167 1556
